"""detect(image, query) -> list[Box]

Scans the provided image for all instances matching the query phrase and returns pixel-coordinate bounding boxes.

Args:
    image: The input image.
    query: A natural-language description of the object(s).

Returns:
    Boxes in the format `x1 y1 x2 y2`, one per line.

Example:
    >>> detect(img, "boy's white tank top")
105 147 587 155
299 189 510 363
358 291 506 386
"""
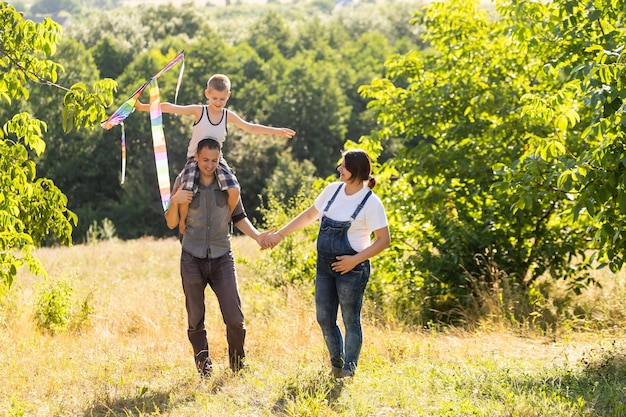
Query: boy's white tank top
187 106 228 158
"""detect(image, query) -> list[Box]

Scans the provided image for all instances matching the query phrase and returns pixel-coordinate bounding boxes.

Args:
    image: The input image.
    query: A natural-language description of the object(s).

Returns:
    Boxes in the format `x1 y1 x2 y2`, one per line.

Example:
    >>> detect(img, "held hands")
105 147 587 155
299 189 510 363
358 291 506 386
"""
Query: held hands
257 230 356 274
254 228 275 249
260 231 283 250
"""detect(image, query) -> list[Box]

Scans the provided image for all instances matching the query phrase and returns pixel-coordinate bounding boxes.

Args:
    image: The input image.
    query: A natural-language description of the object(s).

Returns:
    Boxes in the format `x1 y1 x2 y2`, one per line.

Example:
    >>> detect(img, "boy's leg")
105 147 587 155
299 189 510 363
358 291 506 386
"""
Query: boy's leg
227 188 240 215
179 202 190 235
217 158 240 215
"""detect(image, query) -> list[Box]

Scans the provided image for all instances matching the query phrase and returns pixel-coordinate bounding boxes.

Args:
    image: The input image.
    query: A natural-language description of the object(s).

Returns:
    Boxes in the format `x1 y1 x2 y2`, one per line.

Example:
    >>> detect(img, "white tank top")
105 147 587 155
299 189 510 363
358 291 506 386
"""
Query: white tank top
187 106 228 157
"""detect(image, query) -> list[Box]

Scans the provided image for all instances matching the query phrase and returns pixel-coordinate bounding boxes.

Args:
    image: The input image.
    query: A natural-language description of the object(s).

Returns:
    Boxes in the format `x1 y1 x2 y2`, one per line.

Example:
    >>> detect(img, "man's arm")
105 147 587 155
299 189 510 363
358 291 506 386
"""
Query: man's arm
232 199 273 246
164 180 192 229
234 217 274 248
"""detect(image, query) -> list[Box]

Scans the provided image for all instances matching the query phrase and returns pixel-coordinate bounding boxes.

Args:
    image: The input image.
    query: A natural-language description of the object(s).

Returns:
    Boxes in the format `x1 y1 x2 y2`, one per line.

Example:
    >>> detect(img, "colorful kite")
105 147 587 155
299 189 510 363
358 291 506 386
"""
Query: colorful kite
149 79 171 212
101 51 185 211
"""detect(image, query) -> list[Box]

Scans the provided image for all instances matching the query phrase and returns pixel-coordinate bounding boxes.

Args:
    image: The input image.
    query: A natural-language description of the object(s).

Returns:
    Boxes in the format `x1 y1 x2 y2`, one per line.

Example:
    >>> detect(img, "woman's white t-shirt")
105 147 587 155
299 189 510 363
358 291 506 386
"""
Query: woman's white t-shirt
313 182 388 253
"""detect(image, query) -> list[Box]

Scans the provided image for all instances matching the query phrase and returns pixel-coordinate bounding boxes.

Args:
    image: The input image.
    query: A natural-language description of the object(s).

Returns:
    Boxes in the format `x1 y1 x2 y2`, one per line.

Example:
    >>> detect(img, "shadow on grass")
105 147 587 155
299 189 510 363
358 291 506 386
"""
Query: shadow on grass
82 371 232 417
515 340 626 415
83 388 182 417
272 370 345 414
567 341 626 414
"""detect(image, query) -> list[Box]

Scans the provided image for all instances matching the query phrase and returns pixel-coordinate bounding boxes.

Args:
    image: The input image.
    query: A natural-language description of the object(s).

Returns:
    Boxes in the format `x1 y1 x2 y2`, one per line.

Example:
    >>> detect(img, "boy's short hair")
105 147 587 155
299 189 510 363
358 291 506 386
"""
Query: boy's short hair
207 74 231 92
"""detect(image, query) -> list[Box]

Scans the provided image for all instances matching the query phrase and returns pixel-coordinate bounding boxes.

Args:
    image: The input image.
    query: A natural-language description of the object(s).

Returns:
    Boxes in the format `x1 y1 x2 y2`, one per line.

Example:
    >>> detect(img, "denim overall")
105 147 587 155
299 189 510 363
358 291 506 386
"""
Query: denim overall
315 183 372 374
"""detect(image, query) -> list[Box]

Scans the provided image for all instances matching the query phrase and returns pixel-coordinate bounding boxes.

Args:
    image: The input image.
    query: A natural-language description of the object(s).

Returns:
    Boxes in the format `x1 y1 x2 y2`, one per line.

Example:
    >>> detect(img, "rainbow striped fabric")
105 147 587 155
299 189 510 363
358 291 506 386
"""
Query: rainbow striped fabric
149 79 171 211
100 52 184 211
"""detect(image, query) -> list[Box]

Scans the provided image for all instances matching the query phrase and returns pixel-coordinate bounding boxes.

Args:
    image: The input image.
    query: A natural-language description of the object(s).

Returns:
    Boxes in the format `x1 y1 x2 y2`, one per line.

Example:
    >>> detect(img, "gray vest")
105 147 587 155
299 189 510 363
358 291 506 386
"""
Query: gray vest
181 180 235 259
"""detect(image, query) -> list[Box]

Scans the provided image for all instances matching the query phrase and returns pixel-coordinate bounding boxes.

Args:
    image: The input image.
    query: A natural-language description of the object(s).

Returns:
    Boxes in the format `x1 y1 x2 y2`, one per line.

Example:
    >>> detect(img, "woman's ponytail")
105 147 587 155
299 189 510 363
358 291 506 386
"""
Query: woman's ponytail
367 175 377 189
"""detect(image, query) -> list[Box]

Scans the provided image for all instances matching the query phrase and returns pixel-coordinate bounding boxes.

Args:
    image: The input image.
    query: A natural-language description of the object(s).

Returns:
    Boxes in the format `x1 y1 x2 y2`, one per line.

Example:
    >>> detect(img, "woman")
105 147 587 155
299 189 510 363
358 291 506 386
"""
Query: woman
264 149 390 378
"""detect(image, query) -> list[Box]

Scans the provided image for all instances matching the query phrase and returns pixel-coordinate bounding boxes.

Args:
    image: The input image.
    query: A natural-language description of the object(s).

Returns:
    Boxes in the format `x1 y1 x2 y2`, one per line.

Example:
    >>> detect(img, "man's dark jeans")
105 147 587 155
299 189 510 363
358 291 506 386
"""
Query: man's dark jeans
180 250 246 372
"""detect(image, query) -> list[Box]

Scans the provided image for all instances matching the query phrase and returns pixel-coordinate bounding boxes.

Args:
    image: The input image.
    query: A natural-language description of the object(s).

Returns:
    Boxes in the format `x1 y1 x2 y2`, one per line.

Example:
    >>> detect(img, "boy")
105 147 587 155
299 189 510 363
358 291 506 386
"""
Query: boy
136 74 295 234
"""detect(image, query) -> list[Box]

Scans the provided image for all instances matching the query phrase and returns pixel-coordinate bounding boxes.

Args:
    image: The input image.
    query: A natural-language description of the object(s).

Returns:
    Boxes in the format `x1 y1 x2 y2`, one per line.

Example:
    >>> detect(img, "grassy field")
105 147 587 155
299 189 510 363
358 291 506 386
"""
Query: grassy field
2 237 626 416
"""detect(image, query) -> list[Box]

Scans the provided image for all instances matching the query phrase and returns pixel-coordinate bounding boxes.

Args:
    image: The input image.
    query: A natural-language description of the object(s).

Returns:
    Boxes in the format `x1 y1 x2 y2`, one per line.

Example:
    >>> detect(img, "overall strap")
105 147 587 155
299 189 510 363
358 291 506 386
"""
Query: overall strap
323 183 344 213
350 190 373 220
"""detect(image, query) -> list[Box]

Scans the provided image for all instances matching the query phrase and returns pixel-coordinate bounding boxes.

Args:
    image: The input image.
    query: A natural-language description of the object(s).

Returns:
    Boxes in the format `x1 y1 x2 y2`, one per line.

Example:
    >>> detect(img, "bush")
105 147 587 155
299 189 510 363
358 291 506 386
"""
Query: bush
33 278 93 334
33 279 74 334
258 181 322 287
86 217 117 244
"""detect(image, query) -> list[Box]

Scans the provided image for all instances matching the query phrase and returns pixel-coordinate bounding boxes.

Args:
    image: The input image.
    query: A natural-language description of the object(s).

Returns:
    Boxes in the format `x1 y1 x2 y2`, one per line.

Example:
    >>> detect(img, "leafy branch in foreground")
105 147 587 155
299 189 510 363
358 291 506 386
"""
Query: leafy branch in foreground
0 2 116 293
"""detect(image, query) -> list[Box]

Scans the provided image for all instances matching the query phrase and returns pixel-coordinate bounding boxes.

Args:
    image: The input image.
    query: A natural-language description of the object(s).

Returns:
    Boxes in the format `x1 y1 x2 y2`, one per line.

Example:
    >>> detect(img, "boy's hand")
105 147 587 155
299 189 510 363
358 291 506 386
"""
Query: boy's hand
134 100 148 111
171 188 193 205
277 128 296 138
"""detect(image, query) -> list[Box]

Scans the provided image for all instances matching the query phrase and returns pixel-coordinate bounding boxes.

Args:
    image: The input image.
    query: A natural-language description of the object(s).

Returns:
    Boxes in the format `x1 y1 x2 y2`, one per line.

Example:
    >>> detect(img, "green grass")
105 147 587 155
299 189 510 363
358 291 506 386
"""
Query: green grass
1 237 626 416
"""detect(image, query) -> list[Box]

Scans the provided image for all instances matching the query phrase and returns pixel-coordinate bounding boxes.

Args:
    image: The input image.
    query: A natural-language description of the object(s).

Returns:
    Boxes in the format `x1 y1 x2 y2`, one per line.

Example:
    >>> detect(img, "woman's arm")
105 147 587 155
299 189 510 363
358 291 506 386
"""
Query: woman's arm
331 226 391 274
263 205 319 248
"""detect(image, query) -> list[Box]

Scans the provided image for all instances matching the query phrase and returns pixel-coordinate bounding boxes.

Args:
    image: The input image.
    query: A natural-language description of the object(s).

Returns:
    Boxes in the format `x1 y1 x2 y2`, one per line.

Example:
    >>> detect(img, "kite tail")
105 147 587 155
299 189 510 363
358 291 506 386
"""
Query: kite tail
149 79 171 211
175 60 185 104
120 123 127 184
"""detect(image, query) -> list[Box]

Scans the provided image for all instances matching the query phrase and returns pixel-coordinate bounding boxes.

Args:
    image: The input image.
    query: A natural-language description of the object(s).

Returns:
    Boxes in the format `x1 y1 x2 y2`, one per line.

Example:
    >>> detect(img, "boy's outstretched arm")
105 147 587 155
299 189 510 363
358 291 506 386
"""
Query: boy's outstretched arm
227 110 295 138
135 100 202 118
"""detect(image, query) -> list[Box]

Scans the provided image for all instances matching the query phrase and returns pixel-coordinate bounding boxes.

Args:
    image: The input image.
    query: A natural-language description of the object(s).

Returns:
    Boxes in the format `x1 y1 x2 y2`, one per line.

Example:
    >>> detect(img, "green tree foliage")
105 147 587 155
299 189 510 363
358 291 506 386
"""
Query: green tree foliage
245 10 294 60
359 0 625 323
8 2 421 241
90 36 132 80
496 0 626 272
0 3 115 291
331 1 422 43
32 39 122 242
30 0 81 15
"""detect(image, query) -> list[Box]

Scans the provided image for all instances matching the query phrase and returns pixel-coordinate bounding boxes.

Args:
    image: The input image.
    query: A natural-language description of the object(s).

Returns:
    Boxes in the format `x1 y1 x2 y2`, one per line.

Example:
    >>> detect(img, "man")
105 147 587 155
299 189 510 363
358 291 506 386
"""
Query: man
165 137 269 377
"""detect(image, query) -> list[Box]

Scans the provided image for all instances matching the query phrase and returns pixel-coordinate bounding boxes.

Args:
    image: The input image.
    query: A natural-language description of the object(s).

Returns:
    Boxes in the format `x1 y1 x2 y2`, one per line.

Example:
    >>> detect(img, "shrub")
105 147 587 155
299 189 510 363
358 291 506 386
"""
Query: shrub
33 278 93 334
33 279 74 334
258 181 322 287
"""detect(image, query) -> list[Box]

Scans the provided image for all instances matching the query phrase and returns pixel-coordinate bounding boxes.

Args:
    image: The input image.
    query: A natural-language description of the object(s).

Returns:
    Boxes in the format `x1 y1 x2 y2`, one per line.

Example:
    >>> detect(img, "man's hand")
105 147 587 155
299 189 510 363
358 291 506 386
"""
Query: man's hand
261 232 283 250
255 228 275 249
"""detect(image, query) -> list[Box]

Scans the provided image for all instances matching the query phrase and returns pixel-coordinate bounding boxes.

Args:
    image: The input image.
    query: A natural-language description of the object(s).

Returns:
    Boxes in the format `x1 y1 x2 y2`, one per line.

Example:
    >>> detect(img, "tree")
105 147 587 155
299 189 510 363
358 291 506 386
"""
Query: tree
32 39 122 242
270 52 351 176
245 11 293 60
0 3 115 292
30 0 81 15
90 36 132 80
496 0 626 273
359 0 625 323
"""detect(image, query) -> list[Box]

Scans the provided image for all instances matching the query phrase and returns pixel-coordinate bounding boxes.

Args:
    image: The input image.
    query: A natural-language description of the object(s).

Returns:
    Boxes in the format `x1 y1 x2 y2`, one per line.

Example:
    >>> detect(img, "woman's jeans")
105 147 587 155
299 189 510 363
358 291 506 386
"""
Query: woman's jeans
315 254 370 372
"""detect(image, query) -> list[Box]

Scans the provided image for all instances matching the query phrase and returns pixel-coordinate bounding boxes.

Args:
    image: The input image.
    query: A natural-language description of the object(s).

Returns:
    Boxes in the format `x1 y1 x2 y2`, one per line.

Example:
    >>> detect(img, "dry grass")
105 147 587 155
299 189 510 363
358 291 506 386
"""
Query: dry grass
2 237 625 416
